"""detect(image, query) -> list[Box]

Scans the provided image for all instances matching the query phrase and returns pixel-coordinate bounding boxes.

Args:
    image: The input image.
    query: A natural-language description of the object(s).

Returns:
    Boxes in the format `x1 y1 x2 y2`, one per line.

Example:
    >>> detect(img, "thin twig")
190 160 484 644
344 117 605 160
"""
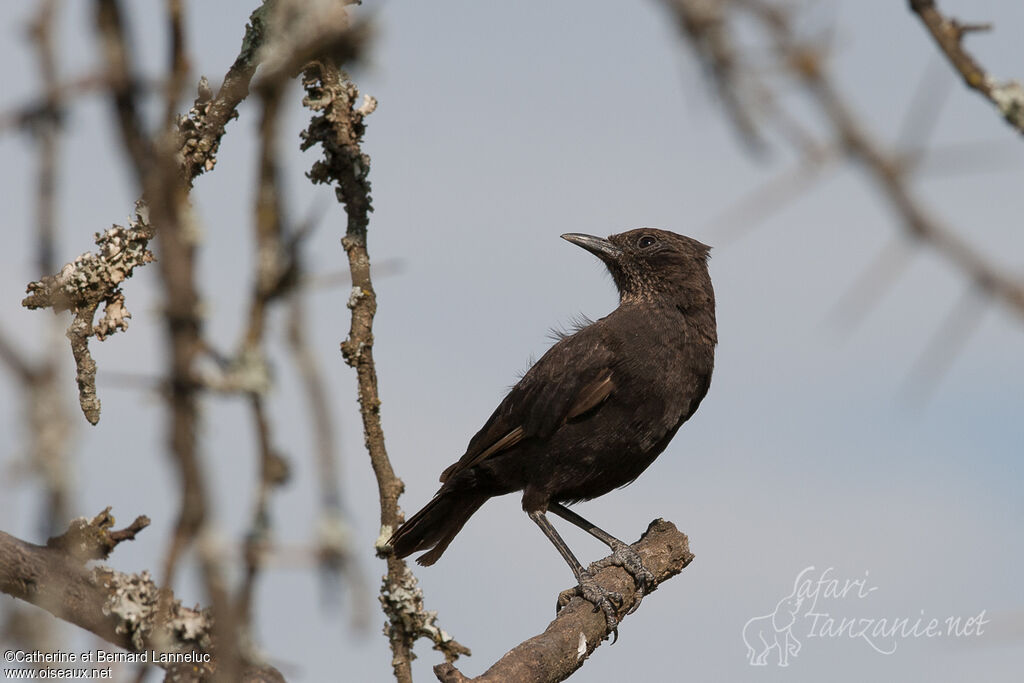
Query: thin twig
705 149 838 244
909 0 1024 135
21 0 74 546
903 284 989 402
45 507 149 562
0 73 112 133
234 78 292 636
237 394 289 631
162 0 189 129
286 281 369 621
301 57 470 680
827 238 914 334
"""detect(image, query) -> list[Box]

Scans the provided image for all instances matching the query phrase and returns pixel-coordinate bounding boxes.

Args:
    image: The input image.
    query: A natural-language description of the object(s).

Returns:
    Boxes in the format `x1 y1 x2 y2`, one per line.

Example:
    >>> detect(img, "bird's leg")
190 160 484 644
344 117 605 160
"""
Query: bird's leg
528 510 623 638
549 502 655 612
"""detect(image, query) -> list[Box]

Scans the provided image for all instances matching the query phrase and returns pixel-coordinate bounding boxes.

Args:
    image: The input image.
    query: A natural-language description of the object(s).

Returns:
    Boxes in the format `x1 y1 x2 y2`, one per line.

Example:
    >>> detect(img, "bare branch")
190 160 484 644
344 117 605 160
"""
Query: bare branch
909 0 1024 135
435 520 694 683
705 150 838 244
0 73 108 133
94 0 151 174
162 0 189 129
670 0 765 152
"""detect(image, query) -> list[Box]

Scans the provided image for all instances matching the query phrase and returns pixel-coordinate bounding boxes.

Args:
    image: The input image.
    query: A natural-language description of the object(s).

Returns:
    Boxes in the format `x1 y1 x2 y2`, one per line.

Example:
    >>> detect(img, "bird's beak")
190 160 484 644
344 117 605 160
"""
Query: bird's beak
561 233 622 260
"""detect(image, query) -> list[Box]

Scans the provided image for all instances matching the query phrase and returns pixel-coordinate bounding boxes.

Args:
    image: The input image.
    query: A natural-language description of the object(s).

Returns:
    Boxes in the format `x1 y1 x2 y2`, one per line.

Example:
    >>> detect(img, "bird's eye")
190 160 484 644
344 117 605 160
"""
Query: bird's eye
637 235 657 249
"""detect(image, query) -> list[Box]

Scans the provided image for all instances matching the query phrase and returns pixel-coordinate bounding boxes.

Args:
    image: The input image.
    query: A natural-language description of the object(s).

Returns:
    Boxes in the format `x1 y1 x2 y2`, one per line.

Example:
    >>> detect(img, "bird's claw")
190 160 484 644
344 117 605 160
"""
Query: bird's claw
591 541 655 614
576 569 622 641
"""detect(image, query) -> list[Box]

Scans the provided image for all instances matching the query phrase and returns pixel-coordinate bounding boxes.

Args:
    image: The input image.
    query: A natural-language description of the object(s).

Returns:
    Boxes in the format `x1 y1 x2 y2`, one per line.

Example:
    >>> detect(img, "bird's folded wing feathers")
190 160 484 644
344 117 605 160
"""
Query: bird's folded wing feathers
440 335 616 483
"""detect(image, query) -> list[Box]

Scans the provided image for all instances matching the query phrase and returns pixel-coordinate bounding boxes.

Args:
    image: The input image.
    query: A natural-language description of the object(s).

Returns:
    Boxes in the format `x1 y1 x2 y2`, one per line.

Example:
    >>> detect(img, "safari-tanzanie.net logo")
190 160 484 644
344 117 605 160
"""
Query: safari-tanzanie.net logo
741 566 988 666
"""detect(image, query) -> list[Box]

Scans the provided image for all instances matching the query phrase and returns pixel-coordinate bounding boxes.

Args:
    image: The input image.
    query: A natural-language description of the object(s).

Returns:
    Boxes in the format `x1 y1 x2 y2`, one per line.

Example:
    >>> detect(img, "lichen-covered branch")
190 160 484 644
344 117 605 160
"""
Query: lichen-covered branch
22 204 155 317
435 520 694 683
178 0 273 186
378 560 472 666
301 58 468 681
22 204 155 424
909 0 1024 136
20 0 274 425
0 511 285 683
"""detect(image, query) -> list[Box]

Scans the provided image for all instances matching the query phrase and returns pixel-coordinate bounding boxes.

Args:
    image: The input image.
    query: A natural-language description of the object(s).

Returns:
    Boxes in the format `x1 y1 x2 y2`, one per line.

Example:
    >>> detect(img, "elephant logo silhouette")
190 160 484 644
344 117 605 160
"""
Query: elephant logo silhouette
742 573 806 666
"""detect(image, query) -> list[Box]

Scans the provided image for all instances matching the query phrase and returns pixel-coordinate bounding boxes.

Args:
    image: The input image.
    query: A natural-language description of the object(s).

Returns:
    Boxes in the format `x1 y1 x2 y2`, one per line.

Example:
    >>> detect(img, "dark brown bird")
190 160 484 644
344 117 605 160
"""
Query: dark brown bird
389 228 716 634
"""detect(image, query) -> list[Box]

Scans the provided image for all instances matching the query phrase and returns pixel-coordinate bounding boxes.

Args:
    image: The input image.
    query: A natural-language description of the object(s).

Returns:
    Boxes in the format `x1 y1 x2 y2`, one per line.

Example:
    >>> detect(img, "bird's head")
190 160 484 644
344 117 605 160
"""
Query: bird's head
561 228 714 311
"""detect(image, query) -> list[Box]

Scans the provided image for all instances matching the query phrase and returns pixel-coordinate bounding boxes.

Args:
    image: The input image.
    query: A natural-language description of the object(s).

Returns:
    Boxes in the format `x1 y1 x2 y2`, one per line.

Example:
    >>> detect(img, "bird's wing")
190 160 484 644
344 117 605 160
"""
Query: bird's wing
439 331 616 483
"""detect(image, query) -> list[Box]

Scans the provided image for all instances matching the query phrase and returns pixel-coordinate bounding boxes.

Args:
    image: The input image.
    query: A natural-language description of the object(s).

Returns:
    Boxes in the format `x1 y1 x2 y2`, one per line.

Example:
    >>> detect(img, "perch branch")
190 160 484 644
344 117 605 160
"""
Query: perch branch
434 520 693 683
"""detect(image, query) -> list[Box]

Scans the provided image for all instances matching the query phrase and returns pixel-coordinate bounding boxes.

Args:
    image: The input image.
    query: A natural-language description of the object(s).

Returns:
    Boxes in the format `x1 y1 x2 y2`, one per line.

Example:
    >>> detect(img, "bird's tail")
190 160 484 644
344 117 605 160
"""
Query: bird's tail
389 492 487 566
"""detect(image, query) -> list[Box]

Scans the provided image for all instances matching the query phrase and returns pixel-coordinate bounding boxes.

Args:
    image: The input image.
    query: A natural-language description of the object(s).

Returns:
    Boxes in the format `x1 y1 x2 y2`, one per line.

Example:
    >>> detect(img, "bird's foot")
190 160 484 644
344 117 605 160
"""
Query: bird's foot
559 569 623 641
591 541 655 614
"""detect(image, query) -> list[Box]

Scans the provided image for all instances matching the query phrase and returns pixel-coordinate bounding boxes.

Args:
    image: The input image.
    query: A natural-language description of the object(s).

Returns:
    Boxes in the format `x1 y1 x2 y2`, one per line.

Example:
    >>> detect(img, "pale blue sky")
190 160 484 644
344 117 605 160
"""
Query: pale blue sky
1 1 1022 681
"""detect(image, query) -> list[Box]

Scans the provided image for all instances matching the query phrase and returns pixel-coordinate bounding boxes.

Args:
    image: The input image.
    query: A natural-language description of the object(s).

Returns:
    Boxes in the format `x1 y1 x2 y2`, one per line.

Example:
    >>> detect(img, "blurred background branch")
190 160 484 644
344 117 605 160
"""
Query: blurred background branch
665 0 1024 396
